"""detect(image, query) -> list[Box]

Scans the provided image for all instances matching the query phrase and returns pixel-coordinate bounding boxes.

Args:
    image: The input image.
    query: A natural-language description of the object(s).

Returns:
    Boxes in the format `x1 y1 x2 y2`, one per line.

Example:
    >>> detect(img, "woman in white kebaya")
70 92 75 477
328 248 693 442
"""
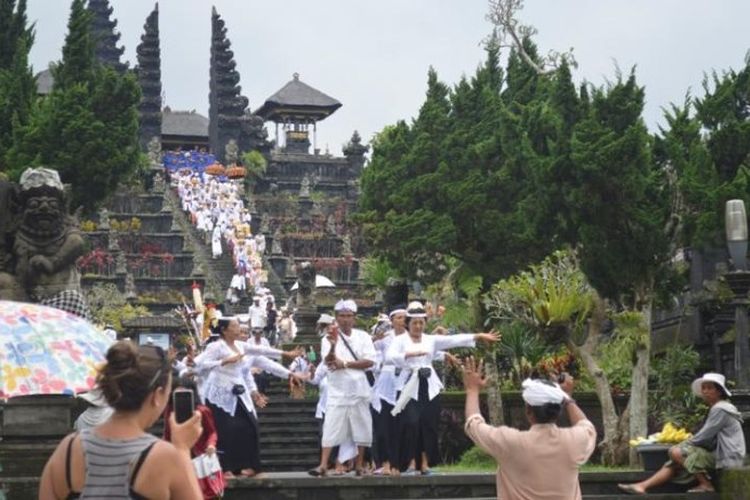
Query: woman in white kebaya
386 301 498 475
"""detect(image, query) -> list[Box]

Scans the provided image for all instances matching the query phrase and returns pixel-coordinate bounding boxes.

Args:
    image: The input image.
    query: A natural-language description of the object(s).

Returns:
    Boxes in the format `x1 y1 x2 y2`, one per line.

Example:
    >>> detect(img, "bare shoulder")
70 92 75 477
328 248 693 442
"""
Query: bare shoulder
134 440 186 485
145 439 182 463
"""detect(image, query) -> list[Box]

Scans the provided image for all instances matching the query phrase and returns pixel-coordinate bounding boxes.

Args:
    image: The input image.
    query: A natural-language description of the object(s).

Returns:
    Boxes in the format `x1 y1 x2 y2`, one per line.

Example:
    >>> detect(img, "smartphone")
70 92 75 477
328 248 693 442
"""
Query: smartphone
173 389 195 424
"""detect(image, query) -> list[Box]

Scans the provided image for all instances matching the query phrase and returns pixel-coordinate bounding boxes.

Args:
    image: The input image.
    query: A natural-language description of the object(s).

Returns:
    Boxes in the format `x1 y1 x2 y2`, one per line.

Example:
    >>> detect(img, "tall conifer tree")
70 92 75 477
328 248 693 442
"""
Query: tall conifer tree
0 0 35 168
6 0 141 209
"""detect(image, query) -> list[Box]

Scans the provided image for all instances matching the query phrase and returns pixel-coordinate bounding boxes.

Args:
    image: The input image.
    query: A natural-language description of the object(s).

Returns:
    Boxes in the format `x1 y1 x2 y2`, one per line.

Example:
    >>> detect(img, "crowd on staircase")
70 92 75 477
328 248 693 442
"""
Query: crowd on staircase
165 150 271 307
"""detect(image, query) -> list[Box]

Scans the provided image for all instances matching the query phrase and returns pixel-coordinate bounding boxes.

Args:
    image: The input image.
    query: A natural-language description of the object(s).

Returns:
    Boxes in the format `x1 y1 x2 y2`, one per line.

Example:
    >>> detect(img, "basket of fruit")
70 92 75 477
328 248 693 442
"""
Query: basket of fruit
630 422 693 471
205 163 226 176
226 165 246 179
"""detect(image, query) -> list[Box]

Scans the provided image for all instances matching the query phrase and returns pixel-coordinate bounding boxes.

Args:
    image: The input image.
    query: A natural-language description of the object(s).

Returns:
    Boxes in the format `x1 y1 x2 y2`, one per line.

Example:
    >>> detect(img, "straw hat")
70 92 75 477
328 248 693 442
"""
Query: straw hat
691 372 731 397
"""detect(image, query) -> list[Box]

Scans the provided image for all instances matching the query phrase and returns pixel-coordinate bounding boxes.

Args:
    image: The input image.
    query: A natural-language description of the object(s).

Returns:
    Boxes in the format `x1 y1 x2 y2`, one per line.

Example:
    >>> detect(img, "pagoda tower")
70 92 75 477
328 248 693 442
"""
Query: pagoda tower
208 7 268 162
87 0 127 72
255 73 342 154
135 4 161 150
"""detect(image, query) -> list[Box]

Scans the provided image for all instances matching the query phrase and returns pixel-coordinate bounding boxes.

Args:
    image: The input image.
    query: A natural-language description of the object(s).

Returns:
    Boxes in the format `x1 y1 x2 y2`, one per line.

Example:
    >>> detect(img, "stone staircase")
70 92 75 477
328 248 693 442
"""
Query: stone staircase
257 379 320 471
80 190 206 314
165 187 287 316
261 254 289 307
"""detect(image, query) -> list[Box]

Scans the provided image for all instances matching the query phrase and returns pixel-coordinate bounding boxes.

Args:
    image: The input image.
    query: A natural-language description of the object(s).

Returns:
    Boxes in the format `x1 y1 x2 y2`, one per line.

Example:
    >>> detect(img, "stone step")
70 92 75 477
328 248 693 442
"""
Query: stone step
586 496 717 500
260 457 320 470
259 424 320 436
257 414 319 425
386 497 717 500
261 435 319 446
260 447 319 458
0 473 721 500
259 420 319 431
258 403 317 413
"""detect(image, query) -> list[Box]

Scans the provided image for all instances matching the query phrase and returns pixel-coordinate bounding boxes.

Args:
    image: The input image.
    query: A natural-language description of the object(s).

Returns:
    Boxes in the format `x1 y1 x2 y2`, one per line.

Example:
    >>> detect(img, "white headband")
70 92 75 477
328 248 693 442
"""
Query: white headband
389 308 407 318
334 299 357 313
521 378 567 406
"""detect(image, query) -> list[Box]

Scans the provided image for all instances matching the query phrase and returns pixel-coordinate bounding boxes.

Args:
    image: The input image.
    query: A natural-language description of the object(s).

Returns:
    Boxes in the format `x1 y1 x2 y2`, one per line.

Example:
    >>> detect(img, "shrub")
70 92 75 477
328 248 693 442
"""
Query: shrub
455 445 495 469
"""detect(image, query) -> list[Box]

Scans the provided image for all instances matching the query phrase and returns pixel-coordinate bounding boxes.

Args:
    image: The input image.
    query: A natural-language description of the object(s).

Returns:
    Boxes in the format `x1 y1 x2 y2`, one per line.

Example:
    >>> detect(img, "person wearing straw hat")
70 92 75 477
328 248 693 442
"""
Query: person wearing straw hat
618 372 746 495
386 301 499 475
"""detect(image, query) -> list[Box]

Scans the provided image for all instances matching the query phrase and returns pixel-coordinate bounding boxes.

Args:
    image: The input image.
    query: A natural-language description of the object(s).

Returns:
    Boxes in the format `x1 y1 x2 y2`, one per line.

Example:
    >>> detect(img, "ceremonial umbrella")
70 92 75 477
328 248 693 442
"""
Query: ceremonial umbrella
290 274 336 291
0 301 113 399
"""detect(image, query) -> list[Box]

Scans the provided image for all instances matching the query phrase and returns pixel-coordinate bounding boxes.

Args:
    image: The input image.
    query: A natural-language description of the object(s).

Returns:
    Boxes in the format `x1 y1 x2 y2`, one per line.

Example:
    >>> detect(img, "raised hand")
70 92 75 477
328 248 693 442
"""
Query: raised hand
431 325 448 335
442 352 460 367
462 356 487 392
251 391 268 408
475 330 500 344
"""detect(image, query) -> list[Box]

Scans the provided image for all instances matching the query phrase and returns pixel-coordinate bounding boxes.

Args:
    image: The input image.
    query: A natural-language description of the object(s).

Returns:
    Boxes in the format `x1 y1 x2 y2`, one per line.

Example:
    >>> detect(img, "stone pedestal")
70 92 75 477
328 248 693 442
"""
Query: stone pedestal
293 307 319 345
297 197 313 232
725 271 750 389
268 255 288 280
2 395 74 437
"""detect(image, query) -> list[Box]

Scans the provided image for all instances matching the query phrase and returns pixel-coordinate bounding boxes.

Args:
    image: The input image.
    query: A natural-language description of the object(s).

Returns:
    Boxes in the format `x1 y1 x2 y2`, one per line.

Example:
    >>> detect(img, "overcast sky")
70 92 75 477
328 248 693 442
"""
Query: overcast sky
25 1 750 154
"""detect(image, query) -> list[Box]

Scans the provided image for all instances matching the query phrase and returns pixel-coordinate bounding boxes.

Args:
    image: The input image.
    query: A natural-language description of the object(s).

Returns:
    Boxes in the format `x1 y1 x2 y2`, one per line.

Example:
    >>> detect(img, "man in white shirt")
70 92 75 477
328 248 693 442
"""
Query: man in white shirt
248 296 267 330
309 299 376 477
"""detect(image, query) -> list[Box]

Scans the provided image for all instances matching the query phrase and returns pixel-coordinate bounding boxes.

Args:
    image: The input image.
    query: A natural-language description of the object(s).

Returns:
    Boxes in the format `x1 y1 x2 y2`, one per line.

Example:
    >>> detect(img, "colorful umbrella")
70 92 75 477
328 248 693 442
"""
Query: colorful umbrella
0 301 113 399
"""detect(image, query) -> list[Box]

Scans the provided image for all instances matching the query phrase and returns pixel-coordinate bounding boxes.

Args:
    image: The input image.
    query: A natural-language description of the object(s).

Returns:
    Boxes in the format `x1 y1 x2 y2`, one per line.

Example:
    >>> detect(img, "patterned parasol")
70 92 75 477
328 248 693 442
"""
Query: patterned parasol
0 301 113 399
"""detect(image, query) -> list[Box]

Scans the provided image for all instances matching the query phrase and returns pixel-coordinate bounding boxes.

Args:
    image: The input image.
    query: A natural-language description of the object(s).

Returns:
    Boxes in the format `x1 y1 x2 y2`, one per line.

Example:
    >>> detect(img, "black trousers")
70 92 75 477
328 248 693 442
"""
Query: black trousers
254 371 270 394
373 400 398 466
398 378 441 470
208 398 261 473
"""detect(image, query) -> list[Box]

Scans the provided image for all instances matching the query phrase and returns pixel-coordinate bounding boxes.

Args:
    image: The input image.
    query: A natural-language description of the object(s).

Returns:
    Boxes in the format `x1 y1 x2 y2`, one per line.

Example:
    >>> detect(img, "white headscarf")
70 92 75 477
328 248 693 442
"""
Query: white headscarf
521 378 567 406
334 299 358 313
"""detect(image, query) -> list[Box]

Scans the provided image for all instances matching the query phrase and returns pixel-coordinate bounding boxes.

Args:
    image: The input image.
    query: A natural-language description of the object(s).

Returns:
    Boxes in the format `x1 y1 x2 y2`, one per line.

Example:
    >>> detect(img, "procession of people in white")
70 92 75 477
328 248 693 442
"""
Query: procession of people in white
162 151 499 479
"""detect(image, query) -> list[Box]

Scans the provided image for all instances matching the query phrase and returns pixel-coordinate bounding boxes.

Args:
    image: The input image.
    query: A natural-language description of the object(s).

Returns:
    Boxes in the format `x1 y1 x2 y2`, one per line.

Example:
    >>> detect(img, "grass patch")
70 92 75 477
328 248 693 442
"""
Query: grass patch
435 446 639 473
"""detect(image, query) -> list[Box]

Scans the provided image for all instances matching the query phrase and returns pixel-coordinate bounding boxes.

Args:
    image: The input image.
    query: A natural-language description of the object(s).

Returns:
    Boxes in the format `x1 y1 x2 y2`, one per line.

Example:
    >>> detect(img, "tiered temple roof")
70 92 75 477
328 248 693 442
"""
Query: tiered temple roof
87 0 127 72
135 3 162 150
255 73 342 123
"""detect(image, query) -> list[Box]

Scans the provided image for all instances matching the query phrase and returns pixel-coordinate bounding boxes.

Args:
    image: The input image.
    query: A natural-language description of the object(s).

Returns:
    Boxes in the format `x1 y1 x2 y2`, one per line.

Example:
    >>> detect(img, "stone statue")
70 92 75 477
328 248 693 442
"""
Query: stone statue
124 272 137 301
341 234 353 256
299 174 311 198
260 213 270 234
147 136 162 166
98 208 110 230
115 251 127 275
152 171 166 193
326 214 337 235
0 168 90 317
296 261 316 309
225 139 239 165
312 200 323 216
271 228 283 255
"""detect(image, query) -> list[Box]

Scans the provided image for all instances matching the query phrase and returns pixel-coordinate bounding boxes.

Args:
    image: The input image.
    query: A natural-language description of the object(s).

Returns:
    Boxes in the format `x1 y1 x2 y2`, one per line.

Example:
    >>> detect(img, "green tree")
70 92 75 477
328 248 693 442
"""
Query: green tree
0 0 35 167
567 71 672 464
6 0 141 210
655 59 750 251
53 0 96 90
359 67 456 282
359 42 562 287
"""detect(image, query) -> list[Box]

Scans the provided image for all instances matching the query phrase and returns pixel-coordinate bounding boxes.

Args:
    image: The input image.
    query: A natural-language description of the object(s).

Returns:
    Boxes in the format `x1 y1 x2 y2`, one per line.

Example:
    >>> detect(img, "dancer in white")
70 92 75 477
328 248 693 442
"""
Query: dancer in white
387 301 498 475
309 300 376 477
